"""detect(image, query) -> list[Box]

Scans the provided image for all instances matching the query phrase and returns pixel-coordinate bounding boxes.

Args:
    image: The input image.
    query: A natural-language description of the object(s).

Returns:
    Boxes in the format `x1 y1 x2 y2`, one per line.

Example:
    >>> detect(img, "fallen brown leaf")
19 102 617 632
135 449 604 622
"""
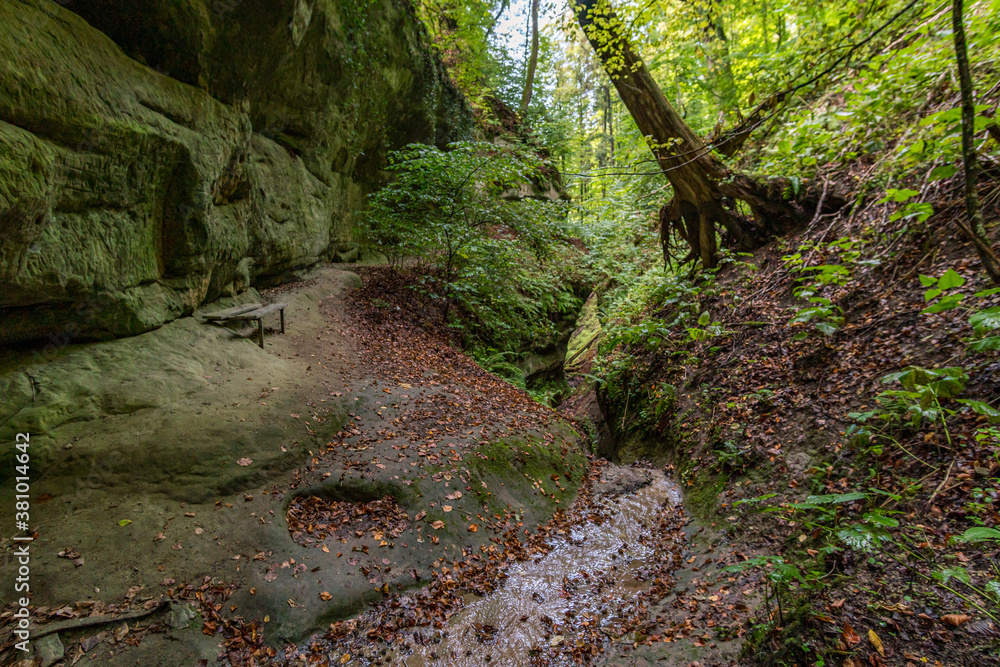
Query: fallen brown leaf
842 623 861 645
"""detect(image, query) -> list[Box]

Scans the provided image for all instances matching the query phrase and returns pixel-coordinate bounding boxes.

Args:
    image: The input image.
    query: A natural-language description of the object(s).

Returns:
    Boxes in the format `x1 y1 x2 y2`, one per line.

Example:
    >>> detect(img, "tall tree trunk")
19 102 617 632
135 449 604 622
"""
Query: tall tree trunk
520 0 540 117
696 1 737 110
952 0 1000 284
607 86 615 164
574 0 838 267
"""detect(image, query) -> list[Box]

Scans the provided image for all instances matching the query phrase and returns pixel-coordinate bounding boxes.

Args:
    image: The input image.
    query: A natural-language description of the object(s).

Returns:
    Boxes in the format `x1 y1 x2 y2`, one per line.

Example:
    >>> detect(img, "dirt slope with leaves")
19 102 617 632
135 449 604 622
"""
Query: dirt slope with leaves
584 165 1000 666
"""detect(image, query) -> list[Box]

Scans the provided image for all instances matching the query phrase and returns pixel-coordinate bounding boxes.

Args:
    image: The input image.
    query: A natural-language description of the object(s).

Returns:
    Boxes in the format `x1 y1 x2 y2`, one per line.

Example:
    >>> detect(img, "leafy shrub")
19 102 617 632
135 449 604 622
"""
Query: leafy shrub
359 141 576 352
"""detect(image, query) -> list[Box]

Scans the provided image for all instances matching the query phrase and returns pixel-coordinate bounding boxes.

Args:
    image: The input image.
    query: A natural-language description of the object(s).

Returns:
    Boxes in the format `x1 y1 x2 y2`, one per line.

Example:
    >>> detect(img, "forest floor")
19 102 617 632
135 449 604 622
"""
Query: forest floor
0 265 589 666
4 212 997 667
585 194 1000 666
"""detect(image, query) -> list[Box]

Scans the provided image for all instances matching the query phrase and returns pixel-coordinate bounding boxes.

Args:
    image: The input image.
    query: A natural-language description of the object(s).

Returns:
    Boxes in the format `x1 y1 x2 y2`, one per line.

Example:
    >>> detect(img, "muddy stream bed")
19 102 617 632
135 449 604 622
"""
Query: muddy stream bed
376 469 685 666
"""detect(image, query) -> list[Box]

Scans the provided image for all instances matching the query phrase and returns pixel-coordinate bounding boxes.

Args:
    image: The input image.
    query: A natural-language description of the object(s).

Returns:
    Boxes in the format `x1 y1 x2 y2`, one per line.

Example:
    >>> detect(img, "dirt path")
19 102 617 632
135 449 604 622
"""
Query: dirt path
0 266 586 666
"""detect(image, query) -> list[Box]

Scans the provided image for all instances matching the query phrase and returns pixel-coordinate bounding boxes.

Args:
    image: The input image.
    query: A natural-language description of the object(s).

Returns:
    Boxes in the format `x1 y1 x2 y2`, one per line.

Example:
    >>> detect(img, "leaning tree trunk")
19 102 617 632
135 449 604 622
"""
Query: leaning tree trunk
952 0 1000 285
574 0 839 267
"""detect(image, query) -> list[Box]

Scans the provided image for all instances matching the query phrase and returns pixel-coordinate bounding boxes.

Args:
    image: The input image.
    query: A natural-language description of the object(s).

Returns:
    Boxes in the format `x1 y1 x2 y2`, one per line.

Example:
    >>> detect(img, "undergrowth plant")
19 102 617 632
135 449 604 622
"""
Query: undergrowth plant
734 492 1000 625
782 237 868 339
360 141 577 356
844 269 1000 463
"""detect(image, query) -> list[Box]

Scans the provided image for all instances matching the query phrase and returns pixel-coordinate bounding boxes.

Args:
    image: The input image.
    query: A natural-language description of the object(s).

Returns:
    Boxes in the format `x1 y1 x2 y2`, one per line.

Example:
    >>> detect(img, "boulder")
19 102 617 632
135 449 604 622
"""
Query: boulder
0 0 471 345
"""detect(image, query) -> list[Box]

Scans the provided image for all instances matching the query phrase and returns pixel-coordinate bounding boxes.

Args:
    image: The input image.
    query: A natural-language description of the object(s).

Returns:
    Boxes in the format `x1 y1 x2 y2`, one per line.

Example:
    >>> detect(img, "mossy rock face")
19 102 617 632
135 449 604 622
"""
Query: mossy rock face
565 291 600 371
0 0 471 345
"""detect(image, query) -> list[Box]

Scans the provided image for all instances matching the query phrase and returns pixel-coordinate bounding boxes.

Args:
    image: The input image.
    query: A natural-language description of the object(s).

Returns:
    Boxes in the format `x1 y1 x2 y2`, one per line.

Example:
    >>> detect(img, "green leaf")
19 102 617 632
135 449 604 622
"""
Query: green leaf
970 307 1000 333
968 336 1000 352
922 293 964 313
837 524 883 552
790 307 824 324
920 107 962 127
929 164 957 181
918 274 936 287
955 526 1000 542
957 399 1000 422
118 519 132 527
734 493 778 506
815 321 839 336
937 269 965 289
698 311 711 326
772 561 806 583
863 511 899 528
804 492 867 505
935 566 973 585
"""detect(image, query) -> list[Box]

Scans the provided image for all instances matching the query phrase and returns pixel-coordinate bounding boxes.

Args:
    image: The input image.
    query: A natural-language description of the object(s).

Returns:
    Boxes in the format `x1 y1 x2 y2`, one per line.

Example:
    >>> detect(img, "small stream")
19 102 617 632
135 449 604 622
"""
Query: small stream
399 470 682 666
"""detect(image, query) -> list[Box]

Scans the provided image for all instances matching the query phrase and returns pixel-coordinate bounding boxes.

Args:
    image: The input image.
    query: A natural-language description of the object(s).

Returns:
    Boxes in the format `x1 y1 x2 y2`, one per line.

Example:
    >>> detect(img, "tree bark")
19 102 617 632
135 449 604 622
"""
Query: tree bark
520 0 541 117
952 0 1000 284
485 0 510 40
574 0 839 267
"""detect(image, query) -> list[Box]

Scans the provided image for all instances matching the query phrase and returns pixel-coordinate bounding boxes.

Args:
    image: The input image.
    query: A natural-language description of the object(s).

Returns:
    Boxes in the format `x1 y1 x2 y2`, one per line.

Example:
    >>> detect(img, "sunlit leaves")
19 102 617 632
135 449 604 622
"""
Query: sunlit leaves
969 306 1000 334
956 399 1000 423
879 365 967 399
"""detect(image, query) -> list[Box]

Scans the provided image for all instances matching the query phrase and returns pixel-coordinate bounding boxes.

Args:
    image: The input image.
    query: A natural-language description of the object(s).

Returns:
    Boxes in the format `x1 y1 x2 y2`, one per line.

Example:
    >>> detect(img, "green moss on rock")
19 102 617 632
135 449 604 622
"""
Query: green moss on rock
0 0 472 345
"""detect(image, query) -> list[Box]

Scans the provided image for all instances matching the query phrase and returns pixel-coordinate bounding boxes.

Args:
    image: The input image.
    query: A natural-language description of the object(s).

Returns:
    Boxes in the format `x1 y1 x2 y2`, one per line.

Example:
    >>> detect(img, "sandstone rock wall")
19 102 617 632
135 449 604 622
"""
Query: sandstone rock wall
0 0 471 345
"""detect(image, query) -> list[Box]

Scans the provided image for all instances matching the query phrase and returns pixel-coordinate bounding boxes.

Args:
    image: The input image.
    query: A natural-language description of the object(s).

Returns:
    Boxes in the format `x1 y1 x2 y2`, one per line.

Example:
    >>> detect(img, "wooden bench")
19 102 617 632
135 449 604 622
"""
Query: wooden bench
202 302 287 348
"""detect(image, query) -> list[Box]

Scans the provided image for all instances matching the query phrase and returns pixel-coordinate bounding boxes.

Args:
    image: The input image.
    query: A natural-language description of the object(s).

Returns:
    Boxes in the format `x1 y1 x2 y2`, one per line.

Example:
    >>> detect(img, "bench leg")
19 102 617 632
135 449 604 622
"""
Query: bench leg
257 318 264 348
280 308 285 334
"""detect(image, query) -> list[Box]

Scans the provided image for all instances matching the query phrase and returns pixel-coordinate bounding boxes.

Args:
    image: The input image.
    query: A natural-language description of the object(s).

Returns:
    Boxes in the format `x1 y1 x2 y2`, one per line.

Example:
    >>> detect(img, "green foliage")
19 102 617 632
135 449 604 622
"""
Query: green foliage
846 365 969 439
360 141 575 353
917 270 1000 351
782 239 870 339
737 488 1000 621
969 301 1000 352
748 2 1000 183
415 0 500 104
686 310 727 342
472 349 527 389
599 266 706 352
725 555 805 586
877 187 934 225
956 526 1000 543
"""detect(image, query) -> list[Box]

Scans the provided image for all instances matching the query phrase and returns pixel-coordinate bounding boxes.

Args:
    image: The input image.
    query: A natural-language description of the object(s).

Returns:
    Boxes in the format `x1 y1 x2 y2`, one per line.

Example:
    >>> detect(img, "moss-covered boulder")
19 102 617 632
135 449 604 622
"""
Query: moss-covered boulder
0 0 471 345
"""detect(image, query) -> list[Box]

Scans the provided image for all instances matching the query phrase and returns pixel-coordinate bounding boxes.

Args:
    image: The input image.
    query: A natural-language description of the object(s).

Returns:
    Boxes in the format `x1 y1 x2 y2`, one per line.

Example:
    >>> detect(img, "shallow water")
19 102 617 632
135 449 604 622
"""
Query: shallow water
401 471 681 666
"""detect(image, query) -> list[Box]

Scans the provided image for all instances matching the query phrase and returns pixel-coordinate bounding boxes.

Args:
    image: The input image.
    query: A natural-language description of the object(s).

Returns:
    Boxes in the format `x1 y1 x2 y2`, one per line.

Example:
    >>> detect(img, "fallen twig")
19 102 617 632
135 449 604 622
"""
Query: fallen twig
30 600 168 640
926 458 955 506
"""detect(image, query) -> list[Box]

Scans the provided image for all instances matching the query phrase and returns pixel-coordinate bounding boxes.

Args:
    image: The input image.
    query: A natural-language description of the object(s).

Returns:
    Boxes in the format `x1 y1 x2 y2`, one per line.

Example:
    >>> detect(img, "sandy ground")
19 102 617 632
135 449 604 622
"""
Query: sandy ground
0 265 585 666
